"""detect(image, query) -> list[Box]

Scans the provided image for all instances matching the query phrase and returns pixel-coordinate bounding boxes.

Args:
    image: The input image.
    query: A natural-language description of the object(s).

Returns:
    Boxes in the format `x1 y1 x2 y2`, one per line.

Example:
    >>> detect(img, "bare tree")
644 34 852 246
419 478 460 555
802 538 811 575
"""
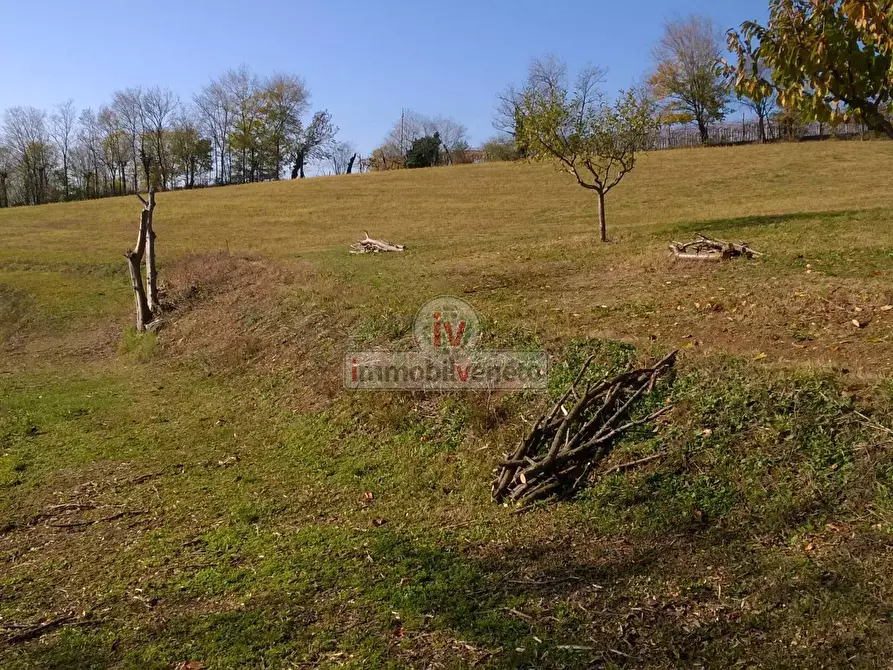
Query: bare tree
77 108 105 198
111 88 142 193
141 87 180 189
98 106 131 195
328 140 357 175
49 100 77 200
494 84 521 137
528 54 570 97
650 15 729 143
194 78 234 184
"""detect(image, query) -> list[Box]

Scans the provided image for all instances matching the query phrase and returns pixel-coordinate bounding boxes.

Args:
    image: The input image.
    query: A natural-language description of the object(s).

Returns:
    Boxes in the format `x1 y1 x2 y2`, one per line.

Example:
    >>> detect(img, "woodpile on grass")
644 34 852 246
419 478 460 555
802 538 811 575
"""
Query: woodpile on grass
669 234 762 262
493 351 677 507
350 232 406 254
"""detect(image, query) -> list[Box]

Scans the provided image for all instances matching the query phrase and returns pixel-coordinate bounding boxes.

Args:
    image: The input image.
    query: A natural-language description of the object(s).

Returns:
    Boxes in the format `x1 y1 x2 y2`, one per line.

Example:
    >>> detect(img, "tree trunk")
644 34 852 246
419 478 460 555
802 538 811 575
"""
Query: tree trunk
597 190 607 243
126 209 153 331
62 156 69 200
346 153 357 175
291 152 305 180
757 115 766 144
697 119 709 145
144 191 159 312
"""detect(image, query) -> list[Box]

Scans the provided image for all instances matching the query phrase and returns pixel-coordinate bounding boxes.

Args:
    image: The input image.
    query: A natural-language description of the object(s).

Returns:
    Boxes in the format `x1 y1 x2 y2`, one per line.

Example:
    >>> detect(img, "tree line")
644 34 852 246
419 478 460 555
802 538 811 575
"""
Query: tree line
0 66 359 208
3 2 891 207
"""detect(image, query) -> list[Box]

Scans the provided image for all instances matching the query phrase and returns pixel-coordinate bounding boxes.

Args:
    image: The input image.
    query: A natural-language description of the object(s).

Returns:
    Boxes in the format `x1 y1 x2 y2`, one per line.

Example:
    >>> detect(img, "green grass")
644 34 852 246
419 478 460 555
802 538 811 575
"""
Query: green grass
3 142 893 667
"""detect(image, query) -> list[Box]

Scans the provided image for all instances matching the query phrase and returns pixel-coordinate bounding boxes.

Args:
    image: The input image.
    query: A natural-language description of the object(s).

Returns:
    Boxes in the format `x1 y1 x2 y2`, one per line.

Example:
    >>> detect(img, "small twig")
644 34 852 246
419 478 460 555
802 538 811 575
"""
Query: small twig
47 510 148 529
602 452 667 476
45 503 97 513
463 284 508 295
2 614 76 645
503 607 533 621
507 575 583 586
853 410 893 437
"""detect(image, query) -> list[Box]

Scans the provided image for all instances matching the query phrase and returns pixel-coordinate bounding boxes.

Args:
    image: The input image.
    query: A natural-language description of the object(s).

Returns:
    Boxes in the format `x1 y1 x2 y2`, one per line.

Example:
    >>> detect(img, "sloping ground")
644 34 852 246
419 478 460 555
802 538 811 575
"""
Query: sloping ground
2 142 893 667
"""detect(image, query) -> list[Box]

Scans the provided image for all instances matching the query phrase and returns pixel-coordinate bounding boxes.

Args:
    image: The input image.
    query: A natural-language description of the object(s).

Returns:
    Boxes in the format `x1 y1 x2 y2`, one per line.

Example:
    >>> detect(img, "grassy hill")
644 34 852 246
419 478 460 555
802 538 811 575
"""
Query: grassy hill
3 141 893 667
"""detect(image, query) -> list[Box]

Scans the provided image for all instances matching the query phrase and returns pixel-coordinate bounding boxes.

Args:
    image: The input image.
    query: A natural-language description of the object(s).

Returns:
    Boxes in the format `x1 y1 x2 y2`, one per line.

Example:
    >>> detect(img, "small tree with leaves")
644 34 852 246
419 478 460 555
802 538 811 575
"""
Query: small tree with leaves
516 59 658 242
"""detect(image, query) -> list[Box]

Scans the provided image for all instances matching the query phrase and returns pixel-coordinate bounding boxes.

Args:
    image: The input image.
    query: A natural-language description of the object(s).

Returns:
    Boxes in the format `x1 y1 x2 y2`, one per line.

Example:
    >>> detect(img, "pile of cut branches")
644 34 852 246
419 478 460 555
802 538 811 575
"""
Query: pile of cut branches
350 231 406 254
493 351 677 507
669 234 762 262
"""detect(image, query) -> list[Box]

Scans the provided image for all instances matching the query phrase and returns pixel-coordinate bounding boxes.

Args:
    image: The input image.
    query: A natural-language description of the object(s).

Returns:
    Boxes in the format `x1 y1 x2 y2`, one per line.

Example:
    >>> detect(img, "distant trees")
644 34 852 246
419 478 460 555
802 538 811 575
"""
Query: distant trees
170 113 212 189
0 66 349 207
650 15 730 144
369 110 469 170
513 57 659 241
2 107 55 205
729 1 893 140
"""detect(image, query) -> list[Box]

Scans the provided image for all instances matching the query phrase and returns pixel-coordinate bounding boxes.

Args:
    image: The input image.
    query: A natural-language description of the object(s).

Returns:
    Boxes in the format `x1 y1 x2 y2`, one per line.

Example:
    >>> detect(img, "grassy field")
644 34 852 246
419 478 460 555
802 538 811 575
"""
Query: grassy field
3 141 893 668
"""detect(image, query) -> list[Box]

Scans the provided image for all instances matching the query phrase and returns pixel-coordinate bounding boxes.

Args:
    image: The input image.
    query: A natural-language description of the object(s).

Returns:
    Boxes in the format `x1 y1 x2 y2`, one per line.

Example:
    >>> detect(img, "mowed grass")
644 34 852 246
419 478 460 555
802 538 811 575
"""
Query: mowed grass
2 141 893 667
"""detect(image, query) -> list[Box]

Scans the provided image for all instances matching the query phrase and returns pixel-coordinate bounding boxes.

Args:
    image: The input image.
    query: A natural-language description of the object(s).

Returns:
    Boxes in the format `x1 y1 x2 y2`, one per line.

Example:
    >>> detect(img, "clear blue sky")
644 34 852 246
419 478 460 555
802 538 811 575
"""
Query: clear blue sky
1 0 771 154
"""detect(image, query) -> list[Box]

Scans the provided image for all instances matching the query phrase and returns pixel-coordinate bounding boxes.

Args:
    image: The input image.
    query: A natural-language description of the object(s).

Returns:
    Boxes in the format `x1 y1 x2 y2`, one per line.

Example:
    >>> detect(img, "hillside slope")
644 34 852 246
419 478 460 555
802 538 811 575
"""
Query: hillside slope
2 142 893 668
3 141 893 372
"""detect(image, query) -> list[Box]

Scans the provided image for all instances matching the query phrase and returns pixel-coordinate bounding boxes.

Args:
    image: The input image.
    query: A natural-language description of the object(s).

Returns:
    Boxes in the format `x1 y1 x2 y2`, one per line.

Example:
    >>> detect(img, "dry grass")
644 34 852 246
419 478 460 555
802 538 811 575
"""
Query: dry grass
4 140 893 374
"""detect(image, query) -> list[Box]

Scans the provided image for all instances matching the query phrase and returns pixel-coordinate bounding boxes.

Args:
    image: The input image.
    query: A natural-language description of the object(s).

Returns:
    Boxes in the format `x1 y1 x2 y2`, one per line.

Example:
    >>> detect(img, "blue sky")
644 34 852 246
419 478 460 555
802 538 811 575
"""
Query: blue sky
1 0 771 154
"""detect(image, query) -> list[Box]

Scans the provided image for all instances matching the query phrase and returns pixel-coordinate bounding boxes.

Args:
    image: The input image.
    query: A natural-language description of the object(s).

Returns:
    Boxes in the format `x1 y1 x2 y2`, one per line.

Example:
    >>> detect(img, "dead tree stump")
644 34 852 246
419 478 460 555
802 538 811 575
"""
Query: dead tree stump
126 190 160 332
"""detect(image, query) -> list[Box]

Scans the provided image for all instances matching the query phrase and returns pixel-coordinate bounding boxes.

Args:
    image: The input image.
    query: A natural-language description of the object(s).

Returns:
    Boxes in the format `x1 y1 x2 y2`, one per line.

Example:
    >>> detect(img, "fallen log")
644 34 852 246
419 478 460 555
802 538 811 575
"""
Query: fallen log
350 231 406 254
669 234 762 262
493 351 677 507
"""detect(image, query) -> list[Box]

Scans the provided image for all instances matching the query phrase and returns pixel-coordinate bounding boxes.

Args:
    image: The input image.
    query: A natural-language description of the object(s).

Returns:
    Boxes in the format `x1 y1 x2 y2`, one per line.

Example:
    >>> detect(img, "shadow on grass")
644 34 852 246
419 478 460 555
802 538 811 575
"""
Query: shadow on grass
14 522 893 669
665 207 889 236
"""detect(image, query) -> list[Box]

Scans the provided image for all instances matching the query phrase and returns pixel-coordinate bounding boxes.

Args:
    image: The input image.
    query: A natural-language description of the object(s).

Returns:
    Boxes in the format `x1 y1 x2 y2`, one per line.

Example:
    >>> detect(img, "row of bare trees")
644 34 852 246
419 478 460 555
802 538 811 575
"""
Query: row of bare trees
0 67 359 208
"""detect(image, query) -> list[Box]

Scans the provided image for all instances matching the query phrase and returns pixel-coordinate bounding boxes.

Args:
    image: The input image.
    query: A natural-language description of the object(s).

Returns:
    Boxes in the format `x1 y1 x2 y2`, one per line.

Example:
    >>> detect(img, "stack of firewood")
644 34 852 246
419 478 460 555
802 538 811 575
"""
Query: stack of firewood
669 234 762 261
350 232 406 254
493 352 677 507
